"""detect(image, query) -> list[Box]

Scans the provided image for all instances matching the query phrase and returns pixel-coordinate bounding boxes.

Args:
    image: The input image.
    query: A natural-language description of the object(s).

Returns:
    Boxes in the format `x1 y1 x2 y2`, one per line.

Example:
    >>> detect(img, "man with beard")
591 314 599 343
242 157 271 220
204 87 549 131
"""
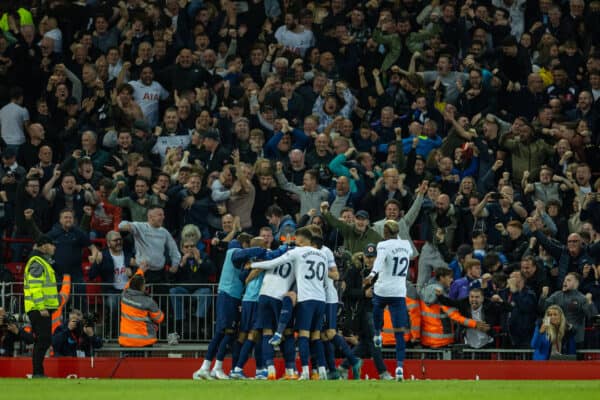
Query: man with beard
274 12 315 57
125 63 169 128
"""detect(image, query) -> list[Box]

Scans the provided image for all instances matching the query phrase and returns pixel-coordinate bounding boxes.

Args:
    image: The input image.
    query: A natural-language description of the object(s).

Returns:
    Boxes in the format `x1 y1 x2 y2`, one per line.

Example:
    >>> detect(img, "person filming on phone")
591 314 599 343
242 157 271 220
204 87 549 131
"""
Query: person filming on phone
531 305 576 360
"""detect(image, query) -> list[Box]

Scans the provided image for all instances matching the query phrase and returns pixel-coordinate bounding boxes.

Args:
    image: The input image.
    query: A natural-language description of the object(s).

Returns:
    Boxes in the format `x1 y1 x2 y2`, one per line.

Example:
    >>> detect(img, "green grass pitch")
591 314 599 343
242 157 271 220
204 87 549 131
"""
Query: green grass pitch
2 379 599 400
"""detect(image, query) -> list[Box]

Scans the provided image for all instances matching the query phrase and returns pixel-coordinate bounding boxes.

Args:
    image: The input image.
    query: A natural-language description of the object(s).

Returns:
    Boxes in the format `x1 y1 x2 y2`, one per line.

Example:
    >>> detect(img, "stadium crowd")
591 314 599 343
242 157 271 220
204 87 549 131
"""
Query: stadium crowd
1 0 600 370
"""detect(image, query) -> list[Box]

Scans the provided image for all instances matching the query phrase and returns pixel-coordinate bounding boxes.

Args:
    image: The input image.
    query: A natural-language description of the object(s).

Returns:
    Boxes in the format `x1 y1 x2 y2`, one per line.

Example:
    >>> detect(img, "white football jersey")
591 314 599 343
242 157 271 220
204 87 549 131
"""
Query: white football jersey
322 246 339 304
372 238 413 298
252 246 327 302
259 259 296 300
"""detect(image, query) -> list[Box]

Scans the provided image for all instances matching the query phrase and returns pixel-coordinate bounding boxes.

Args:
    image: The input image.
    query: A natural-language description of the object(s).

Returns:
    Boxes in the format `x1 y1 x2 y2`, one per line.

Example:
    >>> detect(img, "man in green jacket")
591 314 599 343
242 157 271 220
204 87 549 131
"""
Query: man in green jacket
108 177 165 222
499 119 554 186
320 202 382 254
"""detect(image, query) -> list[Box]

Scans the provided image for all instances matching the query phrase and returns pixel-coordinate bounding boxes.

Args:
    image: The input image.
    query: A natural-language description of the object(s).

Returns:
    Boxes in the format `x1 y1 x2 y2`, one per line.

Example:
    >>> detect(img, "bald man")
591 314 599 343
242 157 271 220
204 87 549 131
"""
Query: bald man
530 222 600 285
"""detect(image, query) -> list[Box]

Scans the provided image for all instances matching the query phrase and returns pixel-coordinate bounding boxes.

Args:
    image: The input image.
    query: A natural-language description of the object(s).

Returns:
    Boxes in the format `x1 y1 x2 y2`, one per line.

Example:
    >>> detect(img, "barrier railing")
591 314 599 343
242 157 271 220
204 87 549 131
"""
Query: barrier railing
3 281 600 355
1 281 218 344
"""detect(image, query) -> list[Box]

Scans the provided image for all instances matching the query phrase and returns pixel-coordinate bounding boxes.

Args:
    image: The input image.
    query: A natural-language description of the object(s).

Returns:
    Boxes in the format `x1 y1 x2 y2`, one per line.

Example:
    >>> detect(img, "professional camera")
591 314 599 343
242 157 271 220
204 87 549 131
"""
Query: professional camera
4 314 17 325
74 313 97 336
1 313 27 326
82 312 98 328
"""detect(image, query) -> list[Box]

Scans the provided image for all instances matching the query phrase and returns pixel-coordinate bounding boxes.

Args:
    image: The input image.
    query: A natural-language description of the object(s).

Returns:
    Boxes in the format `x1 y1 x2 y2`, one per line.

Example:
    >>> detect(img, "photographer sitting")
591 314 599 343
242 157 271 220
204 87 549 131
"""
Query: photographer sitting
0 307 33 357
52 309 102 357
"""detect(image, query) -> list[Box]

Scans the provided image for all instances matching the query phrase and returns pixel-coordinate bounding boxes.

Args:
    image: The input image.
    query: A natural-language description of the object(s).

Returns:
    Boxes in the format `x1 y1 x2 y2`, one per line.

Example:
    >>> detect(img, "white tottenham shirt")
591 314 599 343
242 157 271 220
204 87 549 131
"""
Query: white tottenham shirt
252 246 327 302
110 252 128 290
371 238 414 298
259 257 297 301
322 245 338 304
129 80 169 128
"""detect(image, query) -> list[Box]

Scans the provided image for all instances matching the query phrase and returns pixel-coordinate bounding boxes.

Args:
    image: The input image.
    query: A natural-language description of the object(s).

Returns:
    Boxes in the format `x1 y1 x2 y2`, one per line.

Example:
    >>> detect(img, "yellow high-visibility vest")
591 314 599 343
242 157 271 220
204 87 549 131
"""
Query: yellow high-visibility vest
24 255 59 313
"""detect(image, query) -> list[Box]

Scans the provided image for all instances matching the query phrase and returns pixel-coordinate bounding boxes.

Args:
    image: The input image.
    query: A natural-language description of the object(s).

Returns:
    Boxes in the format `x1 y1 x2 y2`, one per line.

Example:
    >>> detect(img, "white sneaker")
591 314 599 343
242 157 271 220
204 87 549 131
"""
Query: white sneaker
211 368 230 380
379 371 393 381
395 367 404 382
336 366 349 380
298 372 310 380
192 368 213 380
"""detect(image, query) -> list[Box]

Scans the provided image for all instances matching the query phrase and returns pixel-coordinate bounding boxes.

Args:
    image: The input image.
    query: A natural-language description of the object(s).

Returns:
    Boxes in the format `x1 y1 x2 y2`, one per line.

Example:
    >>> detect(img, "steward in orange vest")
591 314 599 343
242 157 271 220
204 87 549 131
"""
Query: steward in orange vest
119 268 164 347
418 267 485 348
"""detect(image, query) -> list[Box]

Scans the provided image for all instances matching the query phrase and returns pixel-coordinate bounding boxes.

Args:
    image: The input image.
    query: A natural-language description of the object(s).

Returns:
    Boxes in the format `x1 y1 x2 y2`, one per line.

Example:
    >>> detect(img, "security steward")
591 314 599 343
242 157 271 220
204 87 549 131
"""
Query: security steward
119 263 164 347
24 235 58 378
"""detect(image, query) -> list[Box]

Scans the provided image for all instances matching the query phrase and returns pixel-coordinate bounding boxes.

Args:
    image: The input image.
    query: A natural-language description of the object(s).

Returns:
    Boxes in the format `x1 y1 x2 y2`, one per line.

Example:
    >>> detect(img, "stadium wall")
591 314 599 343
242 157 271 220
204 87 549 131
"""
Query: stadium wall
2 358 600 379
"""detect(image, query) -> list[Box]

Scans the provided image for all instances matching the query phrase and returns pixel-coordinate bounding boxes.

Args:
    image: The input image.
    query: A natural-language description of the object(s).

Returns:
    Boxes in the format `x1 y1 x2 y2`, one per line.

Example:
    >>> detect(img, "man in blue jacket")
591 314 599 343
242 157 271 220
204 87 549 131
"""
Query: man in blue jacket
507 271 537 348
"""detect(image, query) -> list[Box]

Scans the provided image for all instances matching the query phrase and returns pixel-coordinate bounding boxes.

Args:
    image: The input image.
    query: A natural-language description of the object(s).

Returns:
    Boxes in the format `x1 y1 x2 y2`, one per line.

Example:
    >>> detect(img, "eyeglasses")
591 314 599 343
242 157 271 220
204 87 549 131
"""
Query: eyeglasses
567 240 580 243
183 244 195 248
111 238 122 243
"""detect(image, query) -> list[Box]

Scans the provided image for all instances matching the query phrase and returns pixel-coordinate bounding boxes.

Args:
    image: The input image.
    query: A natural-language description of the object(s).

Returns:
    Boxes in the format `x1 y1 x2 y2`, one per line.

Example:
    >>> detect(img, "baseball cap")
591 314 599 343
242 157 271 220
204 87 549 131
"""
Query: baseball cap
36 235 54 247
364 243 377 257
355 210 370 220
65 97 79 106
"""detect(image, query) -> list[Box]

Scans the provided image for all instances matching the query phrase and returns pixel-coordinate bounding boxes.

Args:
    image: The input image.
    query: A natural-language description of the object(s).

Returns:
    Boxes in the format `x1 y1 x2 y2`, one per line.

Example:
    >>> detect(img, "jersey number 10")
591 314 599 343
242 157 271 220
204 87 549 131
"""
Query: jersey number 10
392 257 409 277
273 263 292 278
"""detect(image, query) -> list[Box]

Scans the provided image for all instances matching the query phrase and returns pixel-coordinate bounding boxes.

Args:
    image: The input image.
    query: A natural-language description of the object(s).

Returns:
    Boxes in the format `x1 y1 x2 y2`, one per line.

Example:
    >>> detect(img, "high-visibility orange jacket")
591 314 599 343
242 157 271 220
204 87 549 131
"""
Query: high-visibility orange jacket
51 275 71 334
118 269 164 347
419 299 476 348
382 284 421 345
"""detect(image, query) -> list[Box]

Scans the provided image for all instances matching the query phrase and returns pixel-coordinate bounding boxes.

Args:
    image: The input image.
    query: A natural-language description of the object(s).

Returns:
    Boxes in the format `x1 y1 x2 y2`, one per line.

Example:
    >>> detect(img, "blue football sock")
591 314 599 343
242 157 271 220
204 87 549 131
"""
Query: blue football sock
333 334 358 365
262 335 275 366
324 340 336 371
394 332 405 368
372 302 384 336
231 339 242 367
205 331 224 361
312 339 326 368
277 296 294 334
255 338 264 370
235 339 254 369
216 333 234 361
283 335 296 369
298 336 310 367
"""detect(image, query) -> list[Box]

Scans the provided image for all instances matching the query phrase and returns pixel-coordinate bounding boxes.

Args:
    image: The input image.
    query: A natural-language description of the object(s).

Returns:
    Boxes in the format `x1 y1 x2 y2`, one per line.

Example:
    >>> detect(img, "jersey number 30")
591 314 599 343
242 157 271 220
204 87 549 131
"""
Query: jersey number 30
392 257 409 277
305 260 325 280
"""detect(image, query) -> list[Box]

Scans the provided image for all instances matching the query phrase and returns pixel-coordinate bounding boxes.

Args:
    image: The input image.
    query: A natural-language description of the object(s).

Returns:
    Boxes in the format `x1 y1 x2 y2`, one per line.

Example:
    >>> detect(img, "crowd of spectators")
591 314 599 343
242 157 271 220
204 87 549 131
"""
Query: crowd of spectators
1 0 600 355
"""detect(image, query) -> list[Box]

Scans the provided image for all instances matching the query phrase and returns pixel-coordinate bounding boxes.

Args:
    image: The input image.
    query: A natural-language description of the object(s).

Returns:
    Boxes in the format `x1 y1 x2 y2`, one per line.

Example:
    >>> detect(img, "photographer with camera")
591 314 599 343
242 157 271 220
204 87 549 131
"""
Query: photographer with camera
0 307 33 357
51 309 102 357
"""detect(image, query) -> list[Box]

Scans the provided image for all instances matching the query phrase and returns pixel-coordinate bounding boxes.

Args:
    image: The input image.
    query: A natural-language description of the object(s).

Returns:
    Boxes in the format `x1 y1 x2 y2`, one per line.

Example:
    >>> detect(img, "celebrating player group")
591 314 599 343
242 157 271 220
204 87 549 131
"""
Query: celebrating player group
193 205 410 381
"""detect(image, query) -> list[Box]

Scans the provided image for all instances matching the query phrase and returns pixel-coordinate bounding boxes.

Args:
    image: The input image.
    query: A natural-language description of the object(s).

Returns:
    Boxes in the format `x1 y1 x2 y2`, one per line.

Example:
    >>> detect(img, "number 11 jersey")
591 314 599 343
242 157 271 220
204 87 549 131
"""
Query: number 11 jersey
373 239 414 298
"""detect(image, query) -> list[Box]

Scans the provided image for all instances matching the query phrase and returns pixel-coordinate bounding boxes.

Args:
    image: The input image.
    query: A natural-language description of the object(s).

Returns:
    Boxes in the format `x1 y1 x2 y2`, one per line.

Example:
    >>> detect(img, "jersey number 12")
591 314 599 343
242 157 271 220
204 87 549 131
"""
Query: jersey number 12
392 257 409 277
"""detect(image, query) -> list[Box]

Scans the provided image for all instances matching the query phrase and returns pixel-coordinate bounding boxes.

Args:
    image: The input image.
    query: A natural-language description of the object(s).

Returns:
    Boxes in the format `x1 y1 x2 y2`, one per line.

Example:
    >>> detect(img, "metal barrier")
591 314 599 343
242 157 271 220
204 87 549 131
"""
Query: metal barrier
1 281 219 344
3 280 600 355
